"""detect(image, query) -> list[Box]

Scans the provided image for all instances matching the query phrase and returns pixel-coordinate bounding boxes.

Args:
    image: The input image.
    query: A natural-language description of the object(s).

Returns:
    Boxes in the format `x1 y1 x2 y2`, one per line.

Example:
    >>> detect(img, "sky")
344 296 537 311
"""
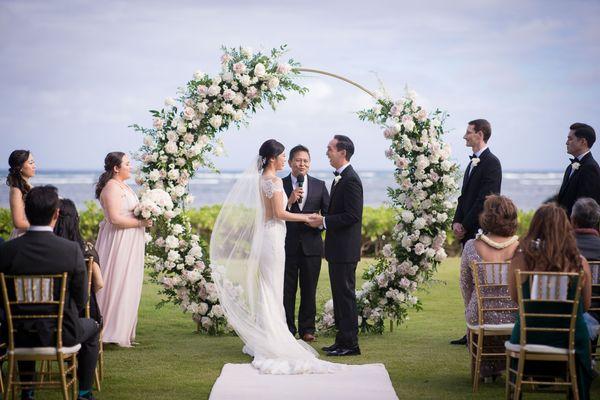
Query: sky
1 0 599 172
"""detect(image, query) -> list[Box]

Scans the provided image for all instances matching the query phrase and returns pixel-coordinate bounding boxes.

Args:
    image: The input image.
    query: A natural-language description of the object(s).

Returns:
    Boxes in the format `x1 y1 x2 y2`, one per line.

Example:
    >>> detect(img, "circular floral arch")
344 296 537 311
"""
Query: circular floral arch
133 45 459 335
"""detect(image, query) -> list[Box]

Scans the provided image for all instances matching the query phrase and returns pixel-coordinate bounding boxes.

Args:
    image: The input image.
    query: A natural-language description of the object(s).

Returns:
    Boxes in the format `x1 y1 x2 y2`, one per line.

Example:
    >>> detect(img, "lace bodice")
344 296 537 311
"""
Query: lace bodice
261 176 286 224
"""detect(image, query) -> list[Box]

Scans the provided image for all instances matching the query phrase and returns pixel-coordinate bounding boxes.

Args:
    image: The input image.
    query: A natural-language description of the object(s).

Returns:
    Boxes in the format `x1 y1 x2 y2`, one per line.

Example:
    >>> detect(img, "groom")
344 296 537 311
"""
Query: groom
308 135 363 356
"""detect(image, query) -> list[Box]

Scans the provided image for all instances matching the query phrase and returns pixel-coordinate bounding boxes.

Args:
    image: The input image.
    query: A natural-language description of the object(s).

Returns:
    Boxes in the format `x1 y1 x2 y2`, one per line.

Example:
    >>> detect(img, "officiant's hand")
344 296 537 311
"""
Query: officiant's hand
306 213 323 228
287 187 304 207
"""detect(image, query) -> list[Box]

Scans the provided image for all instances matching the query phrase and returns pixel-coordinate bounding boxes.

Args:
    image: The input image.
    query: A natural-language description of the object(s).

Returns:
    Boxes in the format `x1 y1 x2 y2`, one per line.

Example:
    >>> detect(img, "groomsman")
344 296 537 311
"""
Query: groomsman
282 145 330 342
451 119 502 345
308 135 363 356
556 123 600 216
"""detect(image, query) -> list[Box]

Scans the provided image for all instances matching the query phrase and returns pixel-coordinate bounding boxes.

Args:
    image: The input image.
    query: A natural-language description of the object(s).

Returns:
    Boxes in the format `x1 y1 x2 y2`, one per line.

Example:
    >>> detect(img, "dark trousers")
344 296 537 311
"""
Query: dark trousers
19 317 100 391
283 244 322 336
329 262 358 348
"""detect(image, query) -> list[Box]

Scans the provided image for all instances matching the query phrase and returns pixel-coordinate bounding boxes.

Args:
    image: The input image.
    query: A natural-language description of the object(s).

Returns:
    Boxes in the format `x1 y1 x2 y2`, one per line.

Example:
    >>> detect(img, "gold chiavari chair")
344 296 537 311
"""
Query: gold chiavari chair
588 261 600 366
0 273 80 400
85 256 103 391
0 339 7 393
468 261 517 392
505 270 583 400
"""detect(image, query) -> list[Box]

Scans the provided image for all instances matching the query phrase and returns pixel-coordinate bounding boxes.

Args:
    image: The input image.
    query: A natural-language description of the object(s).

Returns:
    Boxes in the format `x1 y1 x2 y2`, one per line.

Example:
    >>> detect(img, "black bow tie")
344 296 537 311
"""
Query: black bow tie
469 154 477 160
333 171 340 176
570 158 578 164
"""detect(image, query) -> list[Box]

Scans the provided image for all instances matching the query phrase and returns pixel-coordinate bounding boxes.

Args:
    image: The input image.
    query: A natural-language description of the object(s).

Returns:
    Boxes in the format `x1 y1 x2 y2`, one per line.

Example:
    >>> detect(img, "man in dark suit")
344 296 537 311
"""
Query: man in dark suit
571 197 600 261
451 119 502 345
308 135 363 356
0 186 99 400
557 123 600 216
282 145 330 342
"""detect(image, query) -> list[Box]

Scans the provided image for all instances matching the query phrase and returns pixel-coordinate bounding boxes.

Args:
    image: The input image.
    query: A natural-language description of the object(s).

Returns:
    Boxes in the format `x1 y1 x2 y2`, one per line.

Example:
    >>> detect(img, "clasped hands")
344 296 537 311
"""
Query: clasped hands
305 213 323 228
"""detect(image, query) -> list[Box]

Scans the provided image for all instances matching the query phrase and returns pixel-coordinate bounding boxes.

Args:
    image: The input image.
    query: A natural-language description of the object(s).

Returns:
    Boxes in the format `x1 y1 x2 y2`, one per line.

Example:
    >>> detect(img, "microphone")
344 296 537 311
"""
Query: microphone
296 174 304 203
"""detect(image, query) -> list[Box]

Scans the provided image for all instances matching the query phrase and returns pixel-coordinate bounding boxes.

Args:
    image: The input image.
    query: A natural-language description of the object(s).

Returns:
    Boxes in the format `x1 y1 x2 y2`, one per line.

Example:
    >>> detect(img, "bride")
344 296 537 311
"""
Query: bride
210 139 343 374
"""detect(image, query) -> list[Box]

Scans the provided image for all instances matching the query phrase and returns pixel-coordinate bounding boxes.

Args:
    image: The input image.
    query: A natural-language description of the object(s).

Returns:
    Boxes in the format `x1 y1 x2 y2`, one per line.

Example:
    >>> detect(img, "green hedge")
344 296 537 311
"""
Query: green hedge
0 204 535 257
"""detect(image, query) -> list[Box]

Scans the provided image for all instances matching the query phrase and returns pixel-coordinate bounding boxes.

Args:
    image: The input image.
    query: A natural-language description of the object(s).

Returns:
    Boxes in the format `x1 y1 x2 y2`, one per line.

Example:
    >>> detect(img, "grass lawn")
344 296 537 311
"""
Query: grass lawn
41 257 599 399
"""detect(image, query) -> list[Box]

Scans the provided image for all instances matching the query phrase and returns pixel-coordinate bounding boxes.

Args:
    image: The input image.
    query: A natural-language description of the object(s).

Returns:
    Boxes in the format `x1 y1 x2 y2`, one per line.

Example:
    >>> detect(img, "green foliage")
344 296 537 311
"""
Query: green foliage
0 204 538 254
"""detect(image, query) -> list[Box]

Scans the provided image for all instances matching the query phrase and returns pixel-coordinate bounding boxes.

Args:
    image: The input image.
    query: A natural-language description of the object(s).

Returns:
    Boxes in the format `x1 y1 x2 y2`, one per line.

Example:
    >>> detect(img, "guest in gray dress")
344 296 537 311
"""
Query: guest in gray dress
460 195 519 380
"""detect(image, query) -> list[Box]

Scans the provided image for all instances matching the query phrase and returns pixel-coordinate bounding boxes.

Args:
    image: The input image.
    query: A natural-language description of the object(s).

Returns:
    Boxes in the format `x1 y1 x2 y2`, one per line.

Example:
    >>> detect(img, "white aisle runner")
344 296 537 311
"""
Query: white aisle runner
209 363 399 400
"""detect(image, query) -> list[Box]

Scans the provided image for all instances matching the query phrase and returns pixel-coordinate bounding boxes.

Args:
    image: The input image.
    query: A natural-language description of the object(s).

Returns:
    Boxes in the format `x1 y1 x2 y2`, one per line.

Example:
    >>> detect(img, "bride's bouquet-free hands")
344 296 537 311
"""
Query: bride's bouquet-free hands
306 213 323 228
134 188 175 226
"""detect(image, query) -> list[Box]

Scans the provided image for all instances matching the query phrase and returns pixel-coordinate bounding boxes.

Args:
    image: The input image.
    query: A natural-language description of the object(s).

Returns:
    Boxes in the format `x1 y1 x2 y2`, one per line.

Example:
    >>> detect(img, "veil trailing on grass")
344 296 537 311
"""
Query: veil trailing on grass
209 156 269 351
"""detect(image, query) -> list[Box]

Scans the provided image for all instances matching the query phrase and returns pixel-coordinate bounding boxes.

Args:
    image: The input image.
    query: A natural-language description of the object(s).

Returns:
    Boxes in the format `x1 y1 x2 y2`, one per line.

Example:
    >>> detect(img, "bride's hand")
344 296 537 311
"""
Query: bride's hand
140 219 153 228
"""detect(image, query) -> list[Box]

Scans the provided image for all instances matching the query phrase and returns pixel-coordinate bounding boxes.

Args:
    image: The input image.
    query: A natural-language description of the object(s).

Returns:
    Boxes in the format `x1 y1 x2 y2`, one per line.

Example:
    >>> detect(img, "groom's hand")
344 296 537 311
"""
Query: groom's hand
306 214 323 228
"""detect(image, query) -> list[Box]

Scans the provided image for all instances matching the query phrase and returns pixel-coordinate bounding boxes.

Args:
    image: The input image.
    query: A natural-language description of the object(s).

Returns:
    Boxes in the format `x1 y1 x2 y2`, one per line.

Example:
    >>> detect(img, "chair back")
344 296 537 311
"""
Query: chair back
515 270 583 351
589 261 600 314
0 273 68 351
471 261 516 325
85 256 94 319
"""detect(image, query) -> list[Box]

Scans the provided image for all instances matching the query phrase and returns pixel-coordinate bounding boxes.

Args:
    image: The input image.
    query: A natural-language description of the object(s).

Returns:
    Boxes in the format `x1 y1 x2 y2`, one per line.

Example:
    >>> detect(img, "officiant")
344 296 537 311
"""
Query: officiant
282 145 330 342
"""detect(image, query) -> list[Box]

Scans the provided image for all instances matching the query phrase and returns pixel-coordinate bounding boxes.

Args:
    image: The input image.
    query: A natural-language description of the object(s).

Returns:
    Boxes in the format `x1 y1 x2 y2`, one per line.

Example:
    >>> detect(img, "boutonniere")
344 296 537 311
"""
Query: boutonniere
470 157 481 167
571 162 581 171
334 175 342 185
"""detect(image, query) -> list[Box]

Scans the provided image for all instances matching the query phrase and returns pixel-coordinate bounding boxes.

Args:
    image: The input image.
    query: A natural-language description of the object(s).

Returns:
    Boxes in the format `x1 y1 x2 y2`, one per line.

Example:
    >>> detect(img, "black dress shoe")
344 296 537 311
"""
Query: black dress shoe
326 346 361 356
450 335 467 345
322 343 339 352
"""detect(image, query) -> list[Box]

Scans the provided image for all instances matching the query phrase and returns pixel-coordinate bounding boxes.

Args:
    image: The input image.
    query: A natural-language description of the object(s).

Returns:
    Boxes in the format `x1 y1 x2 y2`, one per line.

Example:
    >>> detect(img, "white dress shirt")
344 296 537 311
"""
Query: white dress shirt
290 174 309 211
28 225 53 232
324 163 351 229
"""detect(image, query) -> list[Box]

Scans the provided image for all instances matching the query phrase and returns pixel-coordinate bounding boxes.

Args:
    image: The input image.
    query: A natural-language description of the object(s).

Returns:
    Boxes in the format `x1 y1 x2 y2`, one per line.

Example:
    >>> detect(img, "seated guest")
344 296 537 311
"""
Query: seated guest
54 198 104 324
571 197 600 261
508 203 593 400
460 195 519 382
0 186 99 400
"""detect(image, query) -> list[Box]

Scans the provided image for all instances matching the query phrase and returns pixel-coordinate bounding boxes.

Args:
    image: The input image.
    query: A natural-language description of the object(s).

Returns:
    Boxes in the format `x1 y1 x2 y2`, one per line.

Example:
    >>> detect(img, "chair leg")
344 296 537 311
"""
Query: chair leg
57 354 70 400
514 355 525 400
473 331 483 392
5 355 15 400
72 355 78 400
568 355 579 400
94 365 101 391
505 353 511 400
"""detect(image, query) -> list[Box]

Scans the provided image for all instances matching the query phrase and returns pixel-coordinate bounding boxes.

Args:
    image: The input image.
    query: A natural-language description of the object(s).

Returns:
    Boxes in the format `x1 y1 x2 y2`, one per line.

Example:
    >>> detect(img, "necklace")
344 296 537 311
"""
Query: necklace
475 230 519 249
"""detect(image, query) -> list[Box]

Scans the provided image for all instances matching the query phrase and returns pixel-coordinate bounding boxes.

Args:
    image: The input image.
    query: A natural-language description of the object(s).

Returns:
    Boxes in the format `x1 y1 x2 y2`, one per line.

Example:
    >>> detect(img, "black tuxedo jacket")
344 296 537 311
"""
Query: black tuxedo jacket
557 152 600 216
283 174 330 257
0 231 88 347
324 165 364 263
453 148 502 243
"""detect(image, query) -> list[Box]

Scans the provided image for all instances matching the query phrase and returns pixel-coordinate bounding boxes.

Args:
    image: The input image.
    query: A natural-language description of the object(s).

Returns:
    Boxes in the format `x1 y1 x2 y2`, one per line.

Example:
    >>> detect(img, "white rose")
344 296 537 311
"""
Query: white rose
401 210 414 223
276 63 292 74
164 97 176 108
153 118 164 130
246 86 258 99
185 254 195 266
232 62 247 74
221 104 235 115
196 102 208 115
164 141 178 154
222 71 234 82
198 302 209 315
167 169 180 180
193 70 204 80
201 317 213 329
241 47 253 58
209 115 222 129
183 133 194 144
413 217 426 230
144 135 154 147
183 106 195 120
211 305 224 318
166 130 178 142
207 85 221 97
232 93 244 106
222 88 235 102
233 110 244 121
414 243 426 255
167 250 180 262
267 76 280 90
253 63 266 78
165 235 179 249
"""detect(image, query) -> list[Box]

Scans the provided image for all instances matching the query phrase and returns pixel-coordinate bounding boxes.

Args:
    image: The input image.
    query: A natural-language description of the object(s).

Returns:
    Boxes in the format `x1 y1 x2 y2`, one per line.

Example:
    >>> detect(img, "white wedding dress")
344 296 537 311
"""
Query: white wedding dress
210 157 342 374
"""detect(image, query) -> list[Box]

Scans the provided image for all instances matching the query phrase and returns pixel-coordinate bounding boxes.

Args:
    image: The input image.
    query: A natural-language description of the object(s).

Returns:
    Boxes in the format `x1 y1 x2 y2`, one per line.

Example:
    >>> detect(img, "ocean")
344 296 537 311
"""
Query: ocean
0 170 563 211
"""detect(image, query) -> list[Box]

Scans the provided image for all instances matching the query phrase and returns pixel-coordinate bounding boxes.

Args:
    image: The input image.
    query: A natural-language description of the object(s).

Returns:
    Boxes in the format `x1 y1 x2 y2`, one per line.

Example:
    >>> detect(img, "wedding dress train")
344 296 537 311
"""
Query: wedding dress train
210 158 342 374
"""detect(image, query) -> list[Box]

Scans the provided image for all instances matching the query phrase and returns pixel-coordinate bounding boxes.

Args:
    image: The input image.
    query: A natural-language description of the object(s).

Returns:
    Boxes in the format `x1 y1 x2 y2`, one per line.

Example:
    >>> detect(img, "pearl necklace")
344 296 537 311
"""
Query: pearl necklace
475 230 519 249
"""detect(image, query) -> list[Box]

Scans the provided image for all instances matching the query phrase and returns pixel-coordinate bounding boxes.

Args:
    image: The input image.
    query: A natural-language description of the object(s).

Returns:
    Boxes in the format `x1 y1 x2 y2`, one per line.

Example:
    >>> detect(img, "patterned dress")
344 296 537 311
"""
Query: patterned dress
460 239 516 377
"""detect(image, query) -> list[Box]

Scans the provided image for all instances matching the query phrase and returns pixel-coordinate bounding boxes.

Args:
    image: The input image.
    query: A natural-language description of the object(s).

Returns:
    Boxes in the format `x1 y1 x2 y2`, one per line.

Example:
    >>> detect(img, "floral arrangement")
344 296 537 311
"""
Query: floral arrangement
132 45 306 334
317 89 459 333
134 44 458 335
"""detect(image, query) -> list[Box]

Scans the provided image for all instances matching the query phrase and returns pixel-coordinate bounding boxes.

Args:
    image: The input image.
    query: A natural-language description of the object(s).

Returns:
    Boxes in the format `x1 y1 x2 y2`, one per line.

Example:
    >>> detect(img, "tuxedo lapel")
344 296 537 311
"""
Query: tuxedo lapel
283 174 293 197
463 148 490 189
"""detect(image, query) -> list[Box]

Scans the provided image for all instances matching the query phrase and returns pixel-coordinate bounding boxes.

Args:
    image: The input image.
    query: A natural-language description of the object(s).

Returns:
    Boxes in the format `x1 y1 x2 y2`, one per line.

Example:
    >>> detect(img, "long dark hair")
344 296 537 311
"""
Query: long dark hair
54 198 85 254
95 152 125 199
258 139 285 170
6 150 32 195
518 203 582 273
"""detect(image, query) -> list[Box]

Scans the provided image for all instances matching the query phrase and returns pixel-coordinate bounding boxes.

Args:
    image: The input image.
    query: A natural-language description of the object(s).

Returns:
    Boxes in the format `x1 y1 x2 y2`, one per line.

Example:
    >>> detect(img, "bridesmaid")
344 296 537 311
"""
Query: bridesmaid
6 150 36 239
95 152 152 347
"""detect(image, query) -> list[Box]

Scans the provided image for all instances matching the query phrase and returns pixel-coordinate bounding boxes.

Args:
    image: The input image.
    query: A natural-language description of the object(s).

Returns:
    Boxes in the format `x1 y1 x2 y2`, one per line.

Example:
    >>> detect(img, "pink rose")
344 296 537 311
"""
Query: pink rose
276 63 292 74
232 62 247 74
246 86 258 99
222 88 235 101
383 128 395 139
197 85 208 96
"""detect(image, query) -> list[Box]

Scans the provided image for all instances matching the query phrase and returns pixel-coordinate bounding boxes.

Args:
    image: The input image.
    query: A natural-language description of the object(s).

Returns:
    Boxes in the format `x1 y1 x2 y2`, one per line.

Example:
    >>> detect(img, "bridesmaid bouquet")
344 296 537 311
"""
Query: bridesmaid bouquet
134 188 174 219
